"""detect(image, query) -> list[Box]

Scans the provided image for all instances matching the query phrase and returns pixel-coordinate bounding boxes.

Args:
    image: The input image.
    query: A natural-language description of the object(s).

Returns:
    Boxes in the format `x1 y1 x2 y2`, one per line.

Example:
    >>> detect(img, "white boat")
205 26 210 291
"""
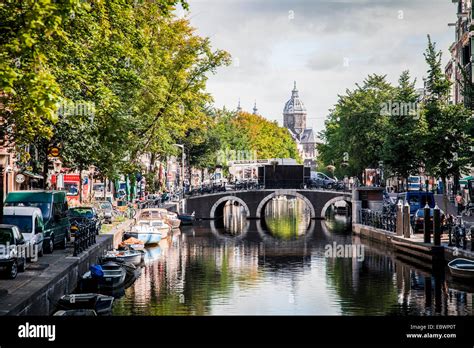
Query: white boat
448 258 474 280
126 219 170 245
158 209 181 229
139 208 181 229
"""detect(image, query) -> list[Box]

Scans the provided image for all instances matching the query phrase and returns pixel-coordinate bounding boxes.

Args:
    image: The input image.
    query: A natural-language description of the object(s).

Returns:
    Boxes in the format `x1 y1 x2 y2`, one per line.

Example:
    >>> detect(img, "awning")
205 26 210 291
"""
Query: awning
22 171 44 180
460 176 474 185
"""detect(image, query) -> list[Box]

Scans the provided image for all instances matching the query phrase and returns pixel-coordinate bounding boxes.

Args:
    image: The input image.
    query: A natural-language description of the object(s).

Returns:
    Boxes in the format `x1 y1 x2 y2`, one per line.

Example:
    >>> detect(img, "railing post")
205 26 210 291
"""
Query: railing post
396 201 403 236
433 204 441 246
423 203 431 244
403 202 411 238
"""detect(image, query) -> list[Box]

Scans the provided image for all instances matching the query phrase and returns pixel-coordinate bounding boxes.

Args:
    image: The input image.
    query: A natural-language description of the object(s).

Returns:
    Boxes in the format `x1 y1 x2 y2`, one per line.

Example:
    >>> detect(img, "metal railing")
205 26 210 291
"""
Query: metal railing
72 221 97 257
359 208 397 233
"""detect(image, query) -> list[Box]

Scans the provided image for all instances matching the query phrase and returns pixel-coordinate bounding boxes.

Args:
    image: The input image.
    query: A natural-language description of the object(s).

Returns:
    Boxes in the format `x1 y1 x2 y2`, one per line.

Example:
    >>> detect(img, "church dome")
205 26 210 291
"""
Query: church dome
283 81 306 114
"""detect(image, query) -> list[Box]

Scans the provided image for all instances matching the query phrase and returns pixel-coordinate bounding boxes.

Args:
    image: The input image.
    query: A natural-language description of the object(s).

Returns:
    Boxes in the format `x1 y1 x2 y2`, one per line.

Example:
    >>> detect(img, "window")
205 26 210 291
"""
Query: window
0 229 14 244
2 216 33 234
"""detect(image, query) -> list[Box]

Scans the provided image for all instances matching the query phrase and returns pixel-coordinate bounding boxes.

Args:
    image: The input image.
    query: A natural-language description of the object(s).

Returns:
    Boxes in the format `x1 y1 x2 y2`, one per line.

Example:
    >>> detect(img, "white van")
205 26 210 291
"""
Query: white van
2 206 45 258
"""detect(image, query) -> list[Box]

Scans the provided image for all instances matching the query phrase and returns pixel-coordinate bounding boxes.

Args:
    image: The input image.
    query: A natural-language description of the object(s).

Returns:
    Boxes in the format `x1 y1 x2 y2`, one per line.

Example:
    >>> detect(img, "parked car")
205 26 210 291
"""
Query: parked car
311 172 337 189
68 206 102 235
396 191 435 216
0 224 27 279
94 201 114 224
4 191 70 253
412 208 446 234
2 206 44 257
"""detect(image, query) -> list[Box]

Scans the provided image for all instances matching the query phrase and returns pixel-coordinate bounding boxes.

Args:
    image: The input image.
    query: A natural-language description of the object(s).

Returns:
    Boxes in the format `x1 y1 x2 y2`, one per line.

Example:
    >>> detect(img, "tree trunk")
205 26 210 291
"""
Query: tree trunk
78 168 83 203
453 171 460 197
103 177 107 200
42 143 49 190
441 176 448 215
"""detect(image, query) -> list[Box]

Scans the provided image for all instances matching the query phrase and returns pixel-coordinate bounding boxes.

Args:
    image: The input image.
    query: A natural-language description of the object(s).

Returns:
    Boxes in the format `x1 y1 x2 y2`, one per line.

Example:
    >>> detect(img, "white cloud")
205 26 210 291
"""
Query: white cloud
188 0 455 131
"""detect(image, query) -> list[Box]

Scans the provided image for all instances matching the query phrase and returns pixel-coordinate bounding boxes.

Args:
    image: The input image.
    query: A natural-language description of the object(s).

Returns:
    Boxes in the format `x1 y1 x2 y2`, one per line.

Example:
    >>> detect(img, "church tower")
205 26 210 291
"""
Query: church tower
283 81 307 135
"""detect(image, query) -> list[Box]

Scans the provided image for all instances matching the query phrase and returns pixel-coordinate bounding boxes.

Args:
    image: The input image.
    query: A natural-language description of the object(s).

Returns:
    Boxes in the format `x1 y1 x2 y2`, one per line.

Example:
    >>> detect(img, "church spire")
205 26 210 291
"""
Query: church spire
292 81 298 97
237 98 242 112
253 101 258 115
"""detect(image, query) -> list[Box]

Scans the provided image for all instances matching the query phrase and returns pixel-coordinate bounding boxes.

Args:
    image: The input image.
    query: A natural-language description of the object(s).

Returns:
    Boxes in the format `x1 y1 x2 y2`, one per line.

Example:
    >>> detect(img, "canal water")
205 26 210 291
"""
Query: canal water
112 197 474 315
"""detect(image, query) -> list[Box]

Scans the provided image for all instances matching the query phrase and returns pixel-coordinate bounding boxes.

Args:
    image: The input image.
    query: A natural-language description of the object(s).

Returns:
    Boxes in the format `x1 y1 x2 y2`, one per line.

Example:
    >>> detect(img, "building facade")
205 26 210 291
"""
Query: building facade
283 82 317 168
447 0 473 107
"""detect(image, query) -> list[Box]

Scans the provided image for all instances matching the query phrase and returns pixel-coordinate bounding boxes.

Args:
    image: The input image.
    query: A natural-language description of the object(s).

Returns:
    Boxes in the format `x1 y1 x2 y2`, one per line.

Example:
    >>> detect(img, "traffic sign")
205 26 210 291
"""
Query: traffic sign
49 147 60 157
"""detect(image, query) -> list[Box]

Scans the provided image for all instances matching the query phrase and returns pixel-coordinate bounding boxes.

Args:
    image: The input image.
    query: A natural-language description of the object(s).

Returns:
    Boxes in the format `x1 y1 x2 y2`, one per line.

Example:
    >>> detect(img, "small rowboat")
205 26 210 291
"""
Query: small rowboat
103 250 143 266
448 258 474 279
57 293 114 315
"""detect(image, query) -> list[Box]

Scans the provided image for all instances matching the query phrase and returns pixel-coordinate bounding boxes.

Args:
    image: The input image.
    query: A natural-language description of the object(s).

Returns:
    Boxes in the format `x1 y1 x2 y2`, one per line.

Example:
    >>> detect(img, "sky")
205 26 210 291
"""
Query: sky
181 0 456 134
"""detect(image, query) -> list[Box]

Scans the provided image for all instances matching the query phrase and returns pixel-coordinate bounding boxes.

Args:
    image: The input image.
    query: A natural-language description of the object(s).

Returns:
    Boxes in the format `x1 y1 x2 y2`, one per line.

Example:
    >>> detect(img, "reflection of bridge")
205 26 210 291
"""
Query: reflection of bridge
185 189 352 220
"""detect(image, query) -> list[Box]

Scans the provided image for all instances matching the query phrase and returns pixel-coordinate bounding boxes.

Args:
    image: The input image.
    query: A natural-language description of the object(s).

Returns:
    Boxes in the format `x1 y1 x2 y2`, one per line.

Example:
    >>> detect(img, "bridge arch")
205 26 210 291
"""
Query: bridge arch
255 190 316 219
209 195 250 219
319 196 352 218
210 219 250 242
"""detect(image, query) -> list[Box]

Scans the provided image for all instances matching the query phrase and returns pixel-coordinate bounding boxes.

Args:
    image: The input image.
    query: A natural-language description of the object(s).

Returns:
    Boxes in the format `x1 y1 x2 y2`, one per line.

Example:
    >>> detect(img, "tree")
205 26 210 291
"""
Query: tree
382 71 426 189
422 35 472 199
318 75 394 179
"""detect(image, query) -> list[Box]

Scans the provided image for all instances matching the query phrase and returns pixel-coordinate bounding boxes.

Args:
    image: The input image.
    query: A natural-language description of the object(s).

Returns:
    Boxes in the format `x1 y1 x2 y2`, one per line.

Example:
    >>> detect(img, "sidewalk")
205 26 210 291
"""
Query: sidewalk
0 219 131 315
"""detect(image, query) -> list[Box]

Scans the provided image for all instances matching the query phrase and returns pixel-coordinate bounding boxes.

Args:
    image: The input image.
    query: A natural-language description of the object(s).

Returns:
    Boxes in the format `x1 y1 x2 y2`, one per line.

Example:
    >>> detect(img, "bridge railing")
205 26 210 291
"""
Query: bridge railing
359 208 396 233
185 182 353 197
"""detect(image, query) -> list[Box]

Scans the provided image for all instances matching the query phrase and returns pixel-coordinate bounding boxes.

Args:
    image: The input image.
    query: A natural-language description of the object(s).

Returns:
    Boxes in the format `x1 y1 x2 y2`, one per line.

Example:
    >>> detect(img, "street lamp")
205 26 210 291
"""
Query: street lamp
173 144 185 201
378 160 384 187
0 154 8 224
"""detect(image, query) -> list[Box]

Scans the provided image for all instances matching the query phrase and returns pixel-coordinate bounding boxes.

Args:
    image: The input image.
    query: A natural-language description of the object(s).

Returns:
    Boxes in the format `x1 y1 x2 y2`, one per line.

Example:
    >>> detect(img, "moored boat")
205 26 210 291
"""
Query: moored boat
103 249 143 266
138 208 181 229
57 293 114 315
125 219 170 245
80 262 127 291
177 212 195 225
448 258 474 279
53 309 97 316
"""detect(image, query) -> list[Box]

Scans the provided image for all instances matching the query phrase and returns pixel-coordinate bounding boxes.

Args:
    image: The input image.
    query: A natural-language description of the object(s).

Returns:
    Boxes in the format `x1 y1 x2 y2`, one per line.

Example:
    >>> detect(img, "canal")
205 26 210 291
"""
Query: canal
113 197 474 315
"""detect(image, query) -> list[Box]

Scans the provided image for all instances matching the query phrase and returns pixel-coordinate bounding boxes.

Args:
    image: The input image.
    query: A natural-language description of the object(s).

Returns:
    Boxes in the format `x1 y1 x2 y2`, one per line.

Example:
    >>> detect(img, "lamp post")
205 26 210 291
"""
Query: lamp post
173 144 185 200
378 160 384 187
0 155 8 224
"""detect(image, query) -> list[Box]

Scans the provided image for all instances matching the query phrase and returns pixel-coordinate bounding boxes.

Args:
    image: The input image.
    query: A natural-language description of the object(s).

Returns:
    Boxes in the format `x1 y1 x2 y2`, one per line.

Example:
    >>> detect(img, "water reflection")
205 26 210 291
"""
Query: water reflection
263 196 311 240
222 202 248 236
112 209 474 316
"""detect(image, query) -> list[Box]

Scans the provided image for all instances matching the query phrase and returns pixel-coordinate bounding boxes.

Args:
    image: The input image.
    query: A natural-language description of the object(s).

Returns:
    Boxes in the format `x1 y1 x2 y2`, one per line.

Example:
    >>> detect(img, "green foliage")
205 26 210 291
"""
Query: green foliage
382 71 426 182
422 36 473 183
318 74 394 178
318 36 474 185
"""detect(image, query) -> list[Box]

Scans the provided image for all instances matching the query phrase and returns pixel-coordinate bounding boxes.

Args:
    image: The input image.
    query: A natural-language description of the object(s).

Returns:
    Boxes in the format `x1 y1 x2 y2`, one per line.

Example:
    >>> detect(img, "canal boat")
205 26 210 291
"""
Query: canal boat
80 262 127 291
57 293 114 315
53 309 97 316
120 236 145 250
177 212 195 225
102 249 143 266
139 208 181 229
125 219 170 245
448 258 474 280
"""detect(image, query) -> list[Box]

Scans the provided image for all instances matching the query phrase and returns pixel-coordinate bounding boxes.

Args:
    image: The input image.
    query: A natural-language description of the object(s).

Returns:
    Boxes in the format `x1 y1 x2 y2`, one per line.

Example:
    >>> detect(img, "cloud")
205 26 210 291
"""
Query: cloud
187 0 455 131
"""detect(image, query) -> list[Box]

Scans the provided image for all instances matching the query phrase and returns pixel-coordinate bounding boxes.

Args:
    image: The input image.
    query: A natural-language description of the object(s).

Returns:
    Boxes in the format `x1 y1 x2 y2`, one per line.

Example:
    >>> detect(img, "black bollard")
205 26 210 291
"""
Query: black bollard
423 204 431 244
433 205 441 246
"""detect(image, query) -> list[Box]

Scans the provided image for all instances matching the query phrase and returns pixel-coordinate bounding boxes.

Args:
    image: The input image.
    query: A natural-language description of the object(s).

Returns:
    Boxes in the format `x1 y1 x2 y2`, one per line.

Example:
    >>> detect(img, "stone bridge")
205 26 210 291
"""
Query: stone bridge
185 189 352 220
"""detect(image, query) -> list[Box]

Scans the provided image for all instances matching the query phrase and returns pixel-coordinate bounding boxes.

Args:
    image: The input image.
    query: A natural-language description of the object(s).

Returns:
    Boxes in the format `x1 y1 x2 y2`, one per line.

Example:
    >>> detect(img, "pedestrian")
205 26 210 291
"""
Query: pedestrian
455 192 464 215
